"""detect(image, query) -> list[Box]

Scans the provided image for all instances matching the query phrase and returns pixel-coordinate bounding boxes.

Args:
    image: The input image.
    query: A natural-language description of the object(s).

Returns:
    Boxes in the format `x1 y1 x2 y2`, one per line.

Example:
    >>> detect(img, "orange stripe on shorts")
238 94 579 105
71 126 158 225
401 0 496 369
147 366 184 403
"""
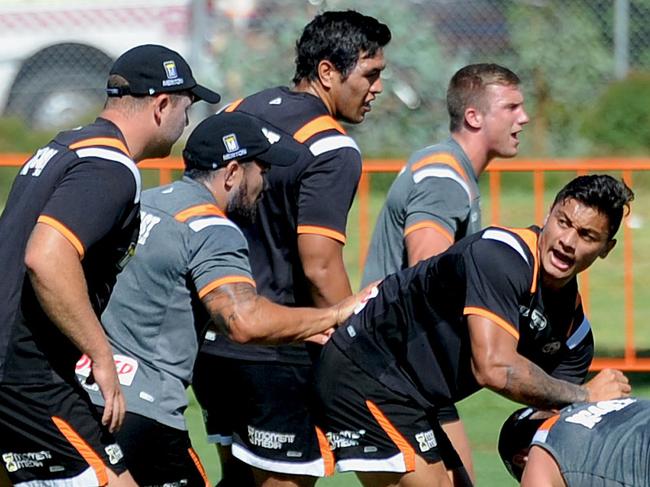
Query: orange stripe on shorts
188 448 210 487
315 426 336 476
365 400 416 472
51 416 108 486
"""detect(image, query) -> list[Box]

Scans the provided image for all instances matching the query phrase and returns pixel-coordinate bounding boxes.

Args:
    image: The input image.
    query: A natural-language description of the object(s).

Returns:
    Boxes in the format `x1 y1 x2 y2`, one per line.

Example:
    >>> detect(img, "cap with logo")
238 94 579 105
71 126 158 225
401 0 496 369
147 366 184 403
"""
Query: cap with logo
107 44 221 104
183 112 304 170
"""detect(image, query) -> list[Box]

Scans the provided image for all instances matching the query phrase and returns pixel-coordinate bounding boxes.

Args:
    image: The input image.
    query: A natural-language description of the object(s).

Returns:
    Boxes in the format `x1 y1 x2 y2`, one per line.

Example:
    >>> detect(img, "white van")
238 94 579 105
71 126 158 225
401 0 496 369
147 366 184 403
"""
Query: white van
0 0 216 129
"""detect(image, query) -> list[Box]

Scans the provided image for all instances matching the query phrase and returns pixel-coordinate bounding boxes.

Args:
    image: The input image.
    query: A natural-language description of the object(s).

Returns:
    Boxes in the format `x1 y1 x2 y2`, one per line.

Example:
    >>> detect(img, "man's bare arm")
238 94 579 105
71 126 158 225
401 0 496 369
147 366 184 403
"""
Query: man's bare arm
298 233 352 307
405 226 453 266
24 223 124 432
201 280 374 344
467 314 630 409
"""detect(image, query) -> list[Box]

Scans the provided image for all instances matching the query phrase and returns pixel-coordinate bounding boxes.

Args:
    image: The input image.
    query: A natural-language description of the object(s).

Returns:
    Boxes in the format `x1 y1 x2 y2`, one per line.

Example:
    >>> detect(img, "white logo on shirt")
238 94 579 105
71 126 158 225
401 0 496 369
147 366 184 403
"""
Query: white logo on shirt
20 147 58 177
138 211 161 245
565 398 635 429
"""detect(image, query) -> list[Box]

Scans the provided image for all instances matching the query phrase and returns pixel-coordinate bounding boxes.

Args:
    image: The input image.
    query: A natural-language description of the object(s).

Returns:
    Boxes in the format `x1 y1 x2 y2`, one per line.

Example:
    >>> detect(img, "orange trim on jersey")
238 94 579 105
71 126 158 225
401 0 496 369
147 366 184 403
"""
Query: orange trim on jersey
224 99 243 112
538 414 560 432
403 220 454 244
198 276 256 299
411 152 470 183
501 227 539 293
464 306 520 340
297 225 346 244
69 137 130 156
365 400 416 472
37 215 85 259
51 416 108 486
187 448 210 486
293 115 346 143
315 426 336 476
174 204 225 222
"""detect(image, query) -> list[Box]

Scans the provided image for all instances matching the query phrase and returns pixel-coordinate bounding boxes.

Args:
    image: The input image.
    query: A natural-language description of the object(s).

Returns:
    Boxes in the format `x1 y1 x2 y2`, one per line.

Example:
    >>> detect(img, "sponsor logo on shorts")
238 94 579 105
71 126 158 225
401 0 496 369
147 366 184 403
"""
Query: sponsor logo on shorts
326 430 366 450
247 426 295 450
104 444 124 465
2 451 52 472
151 480 188 487
414 429 437 452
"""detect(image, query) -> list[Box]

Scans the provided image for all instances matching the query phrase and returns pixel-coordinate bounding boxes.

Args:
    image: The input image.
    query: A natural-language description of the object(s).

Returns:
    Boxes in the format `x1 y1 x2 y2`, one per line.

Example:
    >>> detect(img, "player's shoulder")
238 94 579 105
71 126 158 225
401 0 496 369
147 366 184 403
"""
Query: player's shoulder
52 118 139 197
229 87 360 160
406 139 474 190
473 226 539 265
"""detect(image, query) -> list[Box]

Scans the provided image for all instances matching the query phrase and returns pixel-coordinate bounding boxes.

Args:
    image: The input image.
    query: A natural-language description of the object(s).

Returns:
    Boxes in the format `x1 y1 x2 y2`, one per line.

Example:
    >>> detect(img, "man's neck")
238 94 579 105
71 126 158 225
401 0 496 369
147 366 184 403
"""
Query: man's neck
293 79 335 116
99 109 147 162
450 131 492 178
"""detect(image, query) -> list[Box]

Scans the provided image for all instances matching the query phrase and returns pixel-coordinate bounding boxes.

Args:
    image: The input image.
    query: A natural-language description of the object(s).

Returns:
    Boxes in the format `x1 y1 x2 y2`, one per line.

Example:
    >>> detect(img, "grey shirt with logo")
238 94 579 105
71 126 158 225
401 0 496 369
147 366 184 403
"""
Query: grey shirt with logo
79 177 253 430
532 398 650 486
362 137 481 287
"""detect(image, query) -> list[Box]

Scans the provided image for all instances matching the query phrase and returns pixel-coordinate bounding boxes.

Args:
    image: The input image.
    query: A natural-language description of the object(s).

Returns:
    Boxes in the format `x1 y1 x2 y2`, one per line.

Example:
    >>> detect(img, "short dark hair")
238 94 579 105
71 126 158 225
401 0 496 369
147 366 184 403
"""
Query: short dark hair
183 167 215 182
447 63 521 132
552 174 634 239
292 10 391 84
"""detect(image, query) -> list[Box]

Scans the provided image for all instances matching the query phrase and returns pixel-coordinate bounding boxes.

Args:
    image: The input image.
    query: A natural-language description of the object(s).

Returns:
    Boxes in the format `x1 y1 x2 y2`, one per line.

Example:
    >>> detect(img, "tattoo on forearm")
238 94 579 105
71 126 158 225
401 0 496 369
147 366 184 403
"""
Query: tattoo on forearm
502 360 588 409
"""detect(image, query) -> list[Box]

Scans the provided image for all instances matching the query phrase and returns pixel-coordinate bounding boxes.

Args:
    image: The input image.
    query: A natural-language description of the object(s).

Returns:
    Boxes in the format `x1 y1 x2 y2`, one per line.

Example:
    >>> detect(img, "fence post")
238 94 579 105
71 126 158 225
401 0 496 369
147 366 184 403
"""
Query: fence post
614 0 630 79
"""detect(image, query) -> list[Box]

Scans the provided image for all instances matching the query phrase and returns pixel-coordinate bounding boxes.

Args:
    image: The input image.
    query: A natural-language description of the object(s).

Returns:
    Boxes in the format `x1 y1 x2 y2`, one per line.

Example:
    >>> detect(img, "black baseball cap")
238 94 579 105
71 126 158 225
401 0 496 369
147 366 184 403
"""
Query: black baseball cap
107 44 221 104
183 112 303 170
498 407 548 481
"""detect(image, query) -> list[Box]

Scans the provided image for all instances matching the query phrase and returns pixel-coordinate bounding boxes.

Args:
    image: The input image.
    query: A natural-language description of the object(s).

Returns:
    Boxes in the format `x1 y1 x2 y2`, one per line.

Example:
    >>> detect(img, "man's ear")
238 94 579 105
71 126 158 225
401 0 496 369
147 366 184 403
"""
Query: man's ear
223 160 242 190
152 94 171 126
464 106 483 129
317 59 339 89
600 239 616 259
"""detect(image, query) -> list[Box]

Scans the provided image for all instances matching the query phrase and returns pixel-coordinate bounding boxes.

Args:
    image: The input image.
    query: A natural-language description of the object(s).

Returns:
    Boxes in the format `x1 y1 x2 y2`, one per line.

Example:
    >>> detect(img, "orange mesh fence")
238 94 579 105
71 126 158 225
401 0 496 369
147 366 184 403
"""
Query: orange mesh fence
2 154 650 371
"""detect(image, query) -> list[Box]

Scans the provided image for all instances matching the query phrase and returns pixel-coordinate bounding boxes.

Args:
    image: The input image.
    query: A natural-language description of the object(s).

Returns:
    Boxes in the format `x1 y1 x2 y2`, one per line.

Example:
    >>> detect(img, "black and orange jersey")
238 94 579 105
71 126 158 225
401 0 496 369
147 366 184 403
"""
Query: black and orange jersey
0 118 140 383
202 86 362 363
330 226 593 408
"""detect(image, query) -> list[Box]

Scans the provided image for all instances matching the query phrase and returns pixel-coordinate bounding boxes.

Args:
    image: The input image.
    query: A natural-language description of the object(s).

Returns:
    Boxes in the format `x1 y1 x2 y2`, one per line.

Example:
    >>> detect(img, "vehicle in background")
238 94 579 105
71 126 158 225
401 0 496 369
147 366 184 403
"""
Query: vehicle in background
0 0 217 130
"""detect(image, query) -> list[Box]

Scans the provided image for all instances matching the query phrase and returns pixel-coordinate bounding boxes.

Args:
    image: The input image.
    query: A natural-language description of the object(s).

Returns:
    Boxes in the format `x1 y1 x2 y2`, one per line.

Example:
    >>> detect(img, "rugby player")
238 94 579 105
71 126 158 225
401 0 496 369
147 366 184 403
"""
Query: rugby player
361 62 530 482
0 44 219 487
192 10 391 487
499 397 650 486
78 111 374 487
314 174 633 487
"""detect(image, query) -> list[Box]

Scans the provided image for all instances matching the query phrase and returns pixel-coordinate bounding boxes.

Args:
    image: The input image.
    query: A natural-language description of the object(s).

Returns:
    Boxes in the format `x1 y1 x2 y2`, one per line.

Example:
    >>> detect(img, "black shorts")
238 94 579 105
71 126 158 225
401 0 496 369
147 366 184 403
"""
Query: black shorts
0 380 128 486
314 343 457 473
110 411 209 487
193 354 331 477
192 352 242 446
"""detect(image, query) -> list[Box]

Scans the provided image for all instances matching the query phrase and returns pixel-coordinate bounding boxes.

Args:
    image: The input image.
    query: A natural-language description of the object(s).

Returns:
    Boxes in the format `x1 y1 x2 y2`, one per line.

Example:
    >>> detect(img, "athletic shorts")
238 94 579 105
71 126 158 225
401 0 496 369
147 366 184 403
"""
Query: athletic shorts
193 354 331 477
192 352 242 446
0 380 128 486
314 342 459 474
108 411 209 487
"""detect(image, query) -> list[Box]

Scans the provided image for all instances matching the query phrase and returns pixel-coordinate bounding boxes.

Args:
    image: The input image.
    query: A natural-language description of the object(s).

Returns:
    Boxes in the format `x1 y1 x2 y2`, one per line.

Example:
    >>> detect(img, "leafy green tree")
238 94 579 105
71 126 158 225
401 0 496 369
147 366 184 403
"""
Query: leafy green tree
210 0 455 158
505 1 613 156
